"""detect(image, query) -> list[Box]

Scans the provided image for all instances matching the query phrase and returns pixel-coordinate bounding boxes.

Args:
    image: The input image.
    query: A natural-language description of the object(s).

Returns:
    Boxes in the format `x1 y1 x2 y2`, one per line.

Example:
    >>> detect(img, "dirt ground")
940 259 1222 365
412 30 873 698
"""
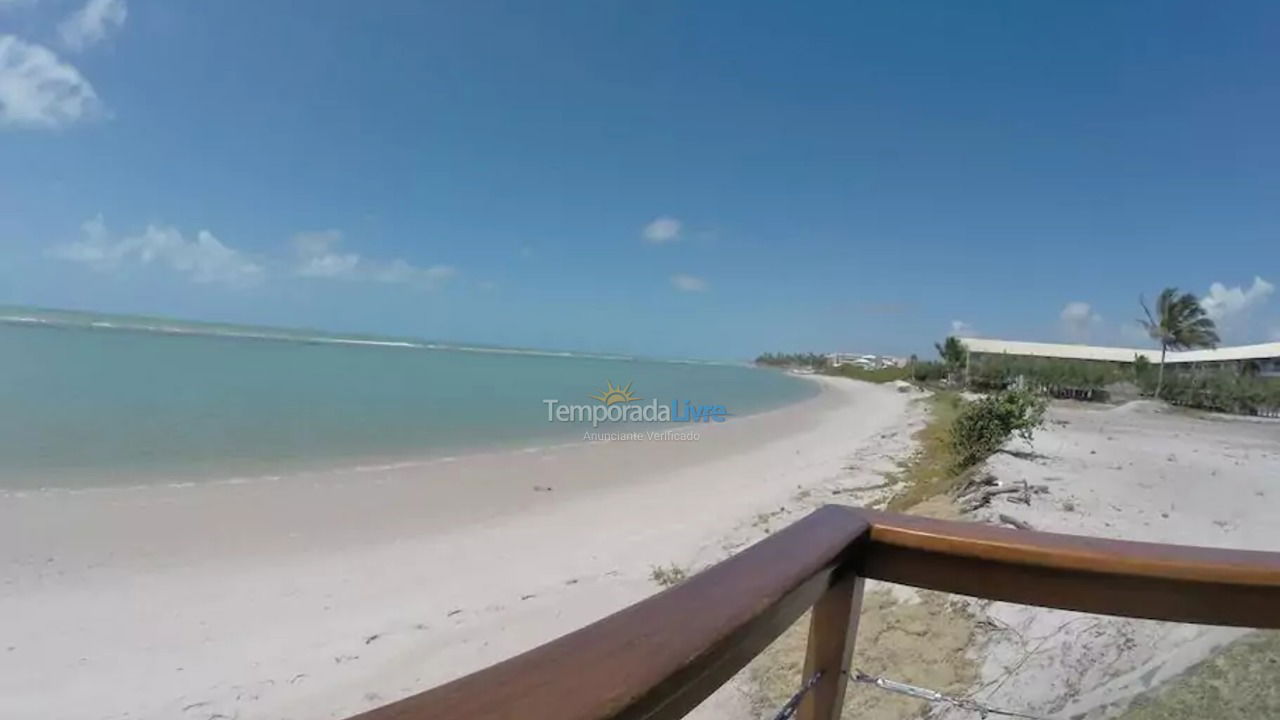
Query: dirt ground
746 496 980 720
744 397 1280 720
965 401 1280 718
1117 630 1280 719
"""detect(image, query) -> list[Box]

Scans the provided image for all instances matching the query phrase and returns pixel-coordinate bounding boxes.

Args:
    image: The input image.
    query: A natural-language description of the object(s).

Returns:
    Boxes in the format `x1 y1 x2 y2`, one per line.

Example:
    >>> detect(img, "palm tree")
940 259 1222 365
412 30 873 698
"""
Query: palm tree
1138 288 1219 399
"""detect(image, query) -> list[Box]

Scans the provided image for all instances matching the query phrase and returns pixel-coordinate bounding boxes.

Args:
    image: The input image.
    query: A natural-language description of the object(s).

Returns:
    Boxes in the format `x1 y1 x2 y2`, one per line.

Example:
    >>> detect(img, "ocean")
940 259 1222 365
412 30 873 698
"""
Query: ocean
0 307 819 490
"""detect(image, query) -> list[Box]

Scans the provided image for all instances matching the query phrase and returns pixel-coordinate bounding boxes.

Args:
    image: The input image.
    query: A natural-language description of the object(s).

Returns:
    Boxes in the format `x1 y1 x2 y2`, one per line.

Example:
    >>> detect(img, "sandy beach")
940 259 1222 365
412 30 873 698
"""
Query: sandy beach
8 379 1279 720
960 401 1280 718
0 376 918 720
720 395 1280 720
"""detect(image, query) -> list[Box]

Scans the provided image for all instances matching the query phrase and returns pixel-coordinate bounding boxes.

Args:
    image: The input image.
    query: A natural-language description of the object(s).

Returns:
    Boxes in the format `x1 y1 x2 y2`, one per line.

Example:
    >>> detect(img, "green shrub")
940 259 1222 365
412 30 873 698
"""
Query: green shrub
969 355 1130 394
1158 370 1280 415
827 364 910 383
823 360 949 385
1134 356 1156 393
950 389 1047 471
909 360 948 383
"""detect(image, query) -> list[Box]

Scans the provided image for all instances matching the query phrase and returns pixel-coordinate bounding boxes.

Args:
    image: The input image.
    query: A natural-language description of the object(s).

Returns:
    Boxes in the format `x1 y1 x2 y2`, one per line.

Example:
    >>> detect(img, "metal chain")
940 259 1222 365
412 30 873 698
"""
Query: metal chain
769 670 824 720
767 668 1051 720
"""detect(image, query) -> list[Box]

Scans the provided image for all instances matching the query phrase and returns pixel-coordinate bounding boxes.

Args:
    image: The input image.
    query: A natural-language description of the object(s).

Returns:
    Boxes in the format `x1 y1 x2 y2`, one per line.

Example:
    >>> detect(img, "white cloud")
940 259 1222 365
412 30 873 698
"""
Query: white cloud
58 0 127 52
950 320 975 336
670 273 707 292
52 215 264 286
0 35 100 128
1060 301 1102 341
1200 277 1274 323
293 230 360 278
642 216 682 244
292 230 455 289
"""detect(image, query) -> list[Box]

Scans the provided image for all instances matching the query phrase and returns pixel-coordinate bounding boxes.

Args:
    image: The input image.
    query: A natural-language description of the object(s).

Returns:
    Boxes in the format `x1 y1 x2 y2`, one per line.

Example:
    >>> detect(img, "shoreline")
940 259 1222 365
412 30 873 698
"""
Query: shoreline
0 373 821 496
0 376 916 720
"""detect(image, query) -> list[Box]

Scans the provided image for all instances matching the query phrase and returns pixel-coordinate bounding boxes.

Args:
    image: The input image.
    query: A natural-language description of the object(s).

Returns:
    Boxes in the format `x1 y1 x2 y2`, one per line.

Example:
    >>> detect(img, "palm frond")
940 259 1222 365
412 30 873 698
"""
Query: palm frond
1139 286 1219 351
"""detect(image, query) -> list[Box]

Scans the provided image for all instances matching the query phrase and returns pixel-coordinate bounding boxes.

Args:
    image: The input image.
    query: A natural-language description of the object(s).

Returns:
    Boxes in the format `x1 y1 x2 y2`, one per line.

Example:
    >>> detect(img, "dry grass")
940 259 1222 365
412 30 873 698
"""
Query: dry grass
884 392 966 511
742 394 982 720
648 563 688 587
746 496 977 720
1117 631 1280 719
747 586 978 720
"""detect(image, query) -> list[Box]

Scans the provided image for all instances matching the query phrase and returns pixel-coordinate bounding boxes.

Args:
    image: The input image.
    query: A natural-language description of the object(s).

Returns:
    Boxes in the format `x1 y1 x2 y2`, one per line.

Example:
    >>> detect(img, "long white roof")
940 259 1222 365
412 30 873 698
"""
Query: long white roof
958 337 1280 365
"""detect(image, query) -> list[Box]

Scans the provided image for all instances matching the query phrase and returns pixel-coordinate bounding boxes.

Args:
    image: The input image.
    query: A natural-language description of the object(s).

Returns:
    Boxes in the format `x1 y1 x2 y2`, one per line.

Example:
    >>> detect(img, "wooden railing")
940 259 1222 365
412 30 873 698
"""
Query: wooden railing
347 505 1280 720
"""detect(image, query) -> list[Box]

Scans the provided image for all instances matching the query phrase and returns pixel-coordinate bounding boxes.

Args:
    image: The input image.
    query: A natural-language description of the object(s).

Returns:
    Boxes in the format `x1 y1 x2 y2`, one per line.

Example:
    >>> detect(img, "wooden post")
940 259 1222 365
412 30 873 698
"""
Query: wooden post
796 574 865 720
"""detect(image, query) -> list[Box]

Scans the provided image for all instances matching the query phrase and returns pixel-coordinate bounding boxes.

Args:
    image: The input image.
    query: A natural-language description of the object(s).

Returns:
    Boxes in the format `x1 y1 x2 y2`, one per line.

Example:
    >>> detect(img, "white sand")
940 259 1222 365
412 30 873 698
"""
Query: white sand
0 377 919 720
957 402 1280 718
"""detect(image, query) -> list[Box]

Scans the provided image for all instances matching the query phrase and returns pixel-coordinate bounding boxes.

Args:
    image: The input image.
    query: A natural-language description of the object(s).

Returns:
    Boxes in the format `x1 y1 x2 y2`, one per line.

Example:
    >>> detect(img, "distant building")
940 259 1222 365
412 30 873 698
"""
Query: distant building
826 352 907 370
958 338 1280 378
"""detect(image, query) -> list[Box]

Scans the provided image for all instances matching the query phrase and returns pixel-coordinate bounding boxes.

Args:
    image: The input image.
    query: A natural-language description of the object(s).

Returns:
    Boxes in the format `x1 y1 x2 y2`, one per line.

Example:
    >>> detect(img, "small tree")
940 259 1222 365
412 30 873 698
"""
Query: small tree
1138 288 1219 399
1133 355 1155 393
950 388 1047 471
935 336 966 368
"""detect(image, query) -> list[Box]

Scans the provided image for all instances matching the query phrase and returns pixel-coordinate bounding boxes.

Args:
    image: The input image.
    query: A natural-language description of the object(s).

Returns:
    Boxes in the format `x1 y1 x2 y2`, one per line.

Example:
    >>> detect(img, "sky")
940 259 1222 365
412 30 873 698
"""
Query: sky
2 1 1278 361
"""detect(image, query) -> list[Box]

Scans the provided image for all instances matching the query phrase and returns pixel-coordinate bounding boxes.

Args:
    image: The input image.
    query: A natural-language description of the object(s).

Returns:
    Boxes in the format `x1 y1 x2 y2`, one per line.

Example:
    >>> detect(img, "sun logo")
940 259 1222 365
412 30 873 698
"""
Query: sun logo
591 381 640 406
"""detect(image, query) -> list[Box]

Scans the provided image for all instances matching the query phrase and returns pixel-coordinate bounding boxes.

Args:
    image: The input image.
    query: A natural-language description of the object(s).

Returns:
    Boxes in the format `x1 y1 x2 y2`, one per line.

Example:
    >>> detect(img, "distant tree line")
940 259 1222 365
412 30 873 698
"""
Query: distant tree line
755 287 1279 416
754 352 830 369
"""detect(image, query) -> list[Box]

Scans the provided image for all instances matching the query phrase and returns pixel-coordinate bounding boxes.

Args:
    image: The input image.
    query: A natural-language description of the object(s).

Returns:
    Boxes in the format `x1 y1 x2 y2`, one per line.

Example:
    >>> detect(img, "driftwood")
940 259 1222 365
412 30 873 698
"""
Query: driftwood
955 473 998 499
962 486 1022 511
961 479 1048 512
998 514 1035 530
1006 479 1032 505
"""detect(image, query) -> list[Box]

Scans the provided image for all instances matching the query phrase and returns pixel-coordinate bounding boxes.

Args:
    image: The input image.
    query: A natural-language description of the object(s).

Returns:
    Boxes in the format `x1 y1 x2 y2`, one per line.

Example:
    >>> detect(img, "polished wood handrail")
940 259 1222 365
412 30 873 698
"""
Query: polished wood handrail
856 507 1280 626
347 506 1280 720
349 506 871 720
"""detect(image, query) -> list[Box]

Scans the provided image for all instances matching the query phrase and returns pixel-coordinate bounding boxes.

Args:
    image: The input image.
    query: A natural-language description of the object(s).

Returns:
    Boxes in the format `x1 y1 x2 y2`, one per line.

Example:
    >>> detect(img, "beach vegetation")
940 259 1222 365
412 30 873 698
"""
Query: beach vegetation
827 364 908 383
908 359 949 383
968 355 1132 396
825 359 948 385
1138 288 1220 399
884 392 964 510
754 352 829 369
1117 630 1280 719
935 336 966 370
949 388 1047 472
1144 370 1280 417
968 353 1280 416
649 563 688 587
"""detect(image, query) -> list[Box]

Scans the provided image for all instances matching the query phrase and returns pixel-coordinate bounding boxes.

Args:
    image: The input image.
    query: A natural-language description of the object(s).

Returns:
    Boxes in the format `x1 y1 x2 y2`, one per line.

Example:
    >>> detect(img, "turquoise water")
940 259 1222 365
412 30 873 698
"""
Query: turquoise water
0 307 818 489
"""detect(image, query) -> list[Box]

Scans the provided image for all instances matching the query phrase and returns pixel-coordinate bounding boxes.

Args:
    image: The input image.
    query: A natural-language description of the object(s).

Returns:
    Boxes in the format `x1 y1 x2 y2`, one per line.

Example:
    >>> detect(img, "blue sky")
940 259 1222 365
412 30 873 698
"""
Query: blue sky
2 1 1278 360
